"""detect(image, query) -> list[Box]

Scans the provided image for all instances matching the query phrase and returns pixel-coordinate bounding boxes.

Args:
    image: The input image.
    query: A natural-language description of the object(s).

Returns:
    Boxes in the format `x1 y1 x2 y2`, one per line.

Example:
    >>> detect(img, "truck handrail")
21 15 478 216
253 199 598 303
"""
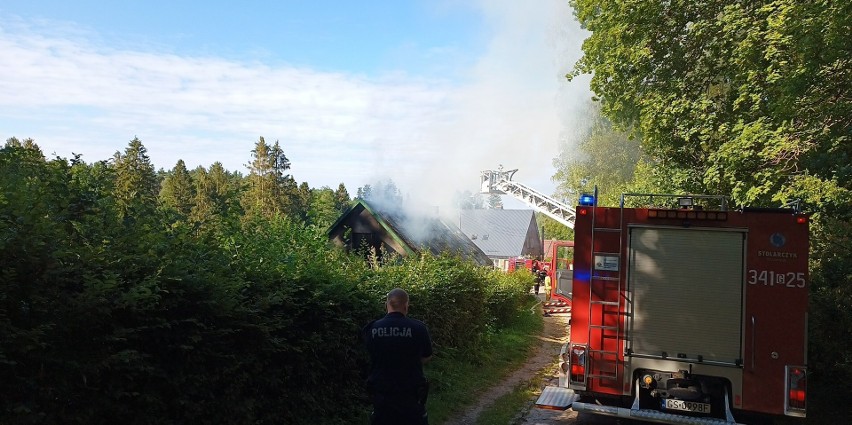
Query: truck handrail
620 193 729 211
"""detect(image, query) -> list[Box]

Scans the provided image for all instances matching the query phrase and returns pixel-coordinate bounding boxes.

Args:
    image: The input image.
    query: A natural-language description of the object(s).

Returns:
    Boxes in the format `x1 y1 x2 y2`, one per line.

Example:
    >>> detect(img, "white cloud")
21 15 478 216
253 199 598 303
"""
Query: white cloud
0 1 592 212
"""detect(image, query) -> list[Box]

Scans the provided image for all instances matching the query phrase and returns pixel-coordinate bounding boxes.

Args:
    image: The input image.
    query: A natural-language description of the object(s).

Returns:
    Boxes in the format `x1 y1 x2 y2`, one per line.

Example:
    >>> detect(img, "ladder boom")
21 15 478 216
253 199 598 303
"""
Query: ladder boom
481 168 575 229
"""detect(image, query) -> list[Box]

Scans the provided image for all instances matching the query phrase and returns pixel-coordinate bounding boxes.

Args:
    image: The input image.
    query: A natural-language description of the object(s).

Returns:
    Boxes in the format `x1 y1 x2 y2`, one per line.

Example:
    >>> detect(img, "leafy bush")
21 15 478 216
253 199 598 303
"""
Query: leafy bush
485 268 535 328
1 145 537 424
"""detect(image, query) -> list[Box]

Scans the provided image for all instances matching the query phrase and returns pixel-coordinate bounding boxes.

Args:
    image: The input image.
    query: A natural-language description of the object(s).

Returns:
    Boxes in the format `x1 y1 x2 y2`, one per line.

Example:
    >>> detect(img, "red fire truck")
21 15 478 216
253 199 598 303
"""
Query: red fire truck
552 193 809 424
507 241 575 310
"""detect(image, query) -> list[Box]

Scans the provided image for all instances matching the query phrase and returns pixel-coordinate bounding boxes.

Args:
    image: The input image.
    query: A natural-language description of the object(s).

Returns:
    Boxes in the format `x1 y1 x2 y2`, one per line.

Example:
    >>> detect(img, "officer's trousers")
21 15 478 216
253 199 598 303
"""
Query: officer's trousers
370 392 427 425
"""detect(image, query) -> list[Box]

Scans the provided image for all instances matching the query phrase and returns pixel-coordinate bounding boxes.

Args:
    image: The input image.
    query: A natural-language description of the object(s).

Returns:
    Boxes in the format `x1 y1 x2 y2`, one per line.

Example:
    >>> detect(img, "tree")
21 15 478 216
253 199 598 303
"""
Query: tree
537 214 573 242
357 179 403 208
569 1 852 412
308 187 341 227
242 137 299 219
552 103 640 207
112 137 158 217
159 159 194 217
334 183 351 212
453 190 485 210
487 193 503 209
569 0 850 212
356 184 372 201
294 181 312 223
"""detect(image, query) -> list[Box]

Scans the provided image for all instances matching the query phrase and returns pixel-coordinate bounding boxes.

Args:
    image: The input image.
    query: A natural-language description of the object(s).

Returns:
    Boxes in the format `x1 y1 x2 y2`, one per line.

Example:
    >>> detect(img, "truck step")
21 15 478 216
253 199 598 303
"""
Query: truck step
534 386 579 410
590 324 618 330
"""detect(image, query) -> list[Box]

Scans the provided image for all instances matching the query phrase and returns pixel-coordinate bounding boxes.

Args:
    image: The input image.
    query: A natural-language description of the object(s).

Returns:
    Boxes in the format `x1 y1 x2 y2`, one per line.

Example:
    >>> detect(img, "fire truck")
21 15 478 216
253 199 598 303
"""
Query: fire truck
480 167 577 313
506 242 575 313
540 192 809 424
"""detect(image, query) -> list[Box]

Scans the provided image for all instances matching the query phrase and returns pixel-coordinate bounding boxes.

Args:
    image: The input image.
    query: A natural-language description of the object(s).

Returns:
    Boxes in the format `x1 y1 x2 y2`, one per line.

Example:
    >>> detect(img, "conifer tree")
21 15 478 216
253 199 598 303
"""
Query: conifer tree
159 159 194 216
334 183 351 212
112 137 158 217
190 166 214 225
242 137 278 218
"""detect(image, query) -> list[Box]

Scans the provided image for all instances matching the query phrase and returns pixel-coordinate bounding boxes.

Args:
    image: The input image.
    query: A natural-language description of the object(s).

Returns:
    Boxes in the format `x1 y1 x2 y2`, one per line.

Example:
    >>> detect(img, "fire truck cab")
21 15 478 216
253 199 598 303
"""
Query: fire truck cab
555 193 809 424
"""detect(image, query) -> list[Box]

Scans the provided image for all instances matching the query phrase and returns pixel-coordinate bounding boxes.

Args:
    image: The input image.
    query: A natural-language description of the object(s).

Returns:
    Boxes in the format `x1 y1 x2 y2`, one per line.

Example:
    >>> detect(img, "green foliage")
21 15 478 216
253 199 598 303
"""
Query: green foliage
0 138 535 424
553 102 640 206
483 268 534 328
425 297 543 424
159 159 194 216
357 179 403 206
113 137 159 217
538 214 573 242
567 0 852 414
242 137 302 221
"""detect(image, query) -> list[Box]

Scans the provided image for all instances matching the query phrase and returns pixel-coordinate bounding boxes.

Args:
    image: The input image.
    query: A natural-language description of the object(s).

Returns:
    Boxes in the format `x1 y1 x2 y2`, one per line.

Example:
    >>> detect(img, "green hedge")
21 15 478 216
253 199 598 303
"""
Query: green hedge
0 147 533 424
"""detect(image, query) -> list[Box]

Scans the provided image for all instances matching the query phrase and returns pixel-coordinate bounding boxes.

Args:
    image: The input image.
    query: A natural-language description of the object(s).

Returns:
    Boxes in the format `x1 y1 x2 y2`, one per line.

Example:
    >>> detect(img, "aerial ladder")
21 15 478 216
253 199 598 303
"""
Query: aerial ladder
480 166 577 229
481 166 579 316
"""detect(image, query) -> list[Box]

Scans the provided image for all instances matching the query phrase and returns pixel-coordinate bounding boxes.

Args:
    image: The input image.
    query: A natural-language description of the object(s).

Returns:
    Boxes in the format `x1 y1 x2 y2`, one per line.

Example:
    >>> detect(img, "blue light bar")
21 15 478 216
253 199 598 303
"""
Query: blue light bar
579 193 595 206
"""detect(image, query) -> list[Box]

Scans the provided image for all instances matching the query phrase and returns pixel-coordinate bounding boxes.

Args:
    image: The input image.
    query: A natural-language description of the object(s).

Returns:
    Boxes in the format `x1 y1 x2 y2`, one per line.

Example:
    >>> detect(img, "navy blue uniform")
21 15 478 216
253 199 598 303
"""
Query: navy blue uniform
363 312 433 425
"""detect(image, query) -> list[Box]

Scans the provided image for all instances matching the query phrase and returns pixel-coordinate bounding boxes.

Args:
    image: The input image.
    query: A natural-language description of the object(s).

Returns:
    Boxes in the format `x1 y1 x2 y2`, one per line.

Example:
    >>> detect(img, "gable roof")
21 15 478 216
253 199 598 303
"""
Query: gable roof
328 199 492 266
459 209 541 258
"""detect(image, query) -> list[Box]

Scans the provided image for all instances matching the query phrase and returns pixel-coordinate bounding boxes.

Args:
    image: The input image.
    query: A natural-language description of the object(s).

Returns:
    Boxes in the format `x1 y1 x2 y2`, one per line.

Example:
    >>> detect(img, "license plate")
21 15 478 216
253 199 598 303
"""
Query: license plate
663 398 711 413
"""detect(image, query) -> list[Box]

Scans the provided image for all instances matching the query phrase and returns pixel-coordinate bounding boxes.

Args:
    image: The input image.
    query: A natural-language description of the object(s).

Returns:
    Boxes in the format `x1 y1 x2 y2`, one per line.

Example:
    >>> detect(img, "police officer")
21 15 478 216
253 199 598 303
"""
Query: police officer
363 288 433 425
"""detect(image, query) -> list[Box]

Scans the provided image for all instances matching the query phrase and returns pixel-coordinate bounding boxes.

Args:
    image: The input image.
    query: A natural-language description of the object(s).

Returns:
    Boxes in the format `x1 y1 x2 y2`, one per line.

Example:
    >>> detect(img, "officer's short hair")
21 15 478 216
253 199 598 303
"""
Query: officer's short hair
387 288 409 310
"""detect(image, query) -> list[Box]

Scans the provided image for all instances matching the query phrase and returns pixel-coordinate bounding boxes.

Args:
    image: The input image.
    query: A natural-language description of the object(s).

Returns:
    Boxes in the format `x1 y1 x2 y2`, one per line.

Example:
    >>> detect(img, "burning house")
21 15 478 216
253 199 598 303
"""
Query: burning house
328 199 492 266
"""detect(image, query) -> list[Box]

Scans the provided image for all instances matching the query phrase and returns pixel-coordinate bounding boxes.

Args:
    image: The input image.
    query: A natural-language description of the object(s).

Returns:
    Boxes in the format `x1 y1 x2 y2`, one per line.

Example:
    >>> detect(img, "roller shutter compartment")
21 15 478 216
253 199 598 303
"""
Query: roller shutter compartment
627 227 745 365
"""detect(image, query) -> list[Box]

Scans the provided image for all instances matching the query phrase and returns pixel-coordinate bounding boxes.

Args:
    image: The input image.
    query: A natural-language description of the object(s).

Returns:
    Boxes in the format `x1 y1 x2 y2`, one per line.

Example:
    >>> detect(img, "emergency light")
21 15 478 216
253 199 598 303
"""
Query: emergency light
579 193 595 206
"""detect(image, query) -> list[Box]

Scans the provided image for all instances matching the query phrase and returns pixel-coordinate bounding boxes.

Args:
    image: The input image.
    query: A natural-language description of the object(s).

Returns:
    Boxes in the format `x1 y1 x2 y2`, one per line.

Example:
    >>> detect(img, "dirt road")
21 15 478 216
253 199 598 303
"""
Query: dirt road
443 303 645 425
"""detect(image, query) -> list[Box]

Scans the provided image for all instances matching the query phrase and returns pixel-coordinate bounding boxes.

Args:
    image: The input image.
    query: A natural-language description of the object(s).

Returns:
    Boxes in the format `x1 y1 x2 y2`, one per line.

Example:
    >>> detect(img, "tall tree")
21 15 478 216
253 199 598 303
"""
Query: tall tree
242 137 297 219
112 137 158 217
294 181 312 223
356 184 372 201
190 166 214 225
552 104 640 207
309 187 341 227
159 159 194 217
334 183 351 212
569 0 851 211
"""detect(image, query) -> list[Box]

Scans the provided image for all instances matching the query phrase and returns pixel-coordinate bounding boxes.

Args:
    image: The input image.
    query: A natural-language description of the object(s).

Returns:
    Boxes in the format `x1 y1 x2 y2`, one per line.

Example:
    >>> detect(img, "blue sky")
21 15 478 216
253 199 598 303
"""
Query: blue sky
0 0 593 211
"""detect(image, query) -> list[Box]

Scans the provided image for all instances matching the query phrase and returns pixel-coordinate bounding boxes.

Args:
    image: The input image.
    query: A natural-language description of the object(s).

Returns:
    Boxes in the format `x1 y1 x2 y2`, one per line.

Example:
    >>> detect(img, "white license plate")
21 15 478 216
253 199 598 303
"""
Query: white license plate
663 398 711 413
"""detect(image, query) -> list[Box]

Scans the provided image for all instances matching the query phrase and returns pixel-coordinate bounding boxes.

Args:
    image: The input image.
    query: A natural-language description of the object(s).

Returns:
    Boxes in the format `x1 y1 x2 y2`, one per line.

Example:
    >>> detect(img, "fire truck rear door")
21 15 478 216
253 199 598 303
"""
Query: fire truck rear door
628 227 745 365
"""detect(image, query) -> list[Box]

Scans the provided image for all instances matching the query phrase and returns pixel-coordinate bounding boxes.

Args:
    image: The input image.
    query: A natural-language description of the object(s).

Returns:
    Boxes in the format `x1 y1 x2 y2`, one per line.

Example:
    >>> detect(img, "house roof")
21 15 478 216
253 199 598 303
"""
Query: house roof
459 209 539 258
329 199 492 266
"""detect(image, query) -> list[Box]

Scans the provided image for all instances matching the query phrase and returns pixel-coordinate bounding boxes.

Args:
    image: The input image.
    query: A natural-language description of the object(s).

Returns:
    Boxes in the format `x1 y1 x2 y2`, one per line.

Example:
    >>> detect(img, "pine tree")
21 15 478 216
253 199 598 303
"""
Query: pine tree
487 193 503 209
242 137 279 218
190 166 214 224
334 183 351 212
113 137 158 217
159 159 194 216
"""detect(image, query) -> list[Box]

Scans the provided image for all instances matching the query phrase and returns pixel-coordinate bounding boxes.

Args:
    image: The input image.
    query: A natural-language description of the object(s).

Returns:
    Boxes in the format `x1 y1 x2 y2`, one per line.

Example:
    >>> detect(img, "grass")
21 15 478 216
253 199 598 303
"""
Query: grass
425 297 544 424
474 366 552 425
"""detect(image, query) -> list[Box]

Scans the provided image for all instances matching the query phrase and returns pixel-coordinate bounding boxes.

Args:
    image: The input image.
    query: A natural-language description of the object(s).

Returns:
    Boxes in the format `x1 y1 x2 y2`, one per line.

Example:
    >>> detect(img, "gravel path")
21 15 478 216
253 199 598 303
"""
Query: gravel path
442 303 571 425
